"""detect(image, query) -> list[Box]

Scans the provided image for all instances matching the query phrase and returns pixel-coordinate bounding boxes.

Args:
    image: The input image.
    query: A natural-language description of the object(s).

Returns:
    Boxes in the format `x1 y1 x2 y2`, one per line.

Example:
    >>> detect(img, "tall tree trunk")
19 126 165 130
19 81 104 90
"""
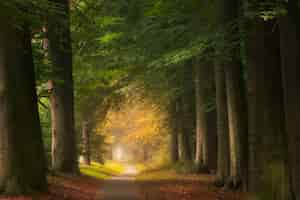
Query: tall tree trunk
178 63 196 163
47 0 78 173
194 61 209 169
82 122 91 165
225 59 247 189
0 12 47 194
246 18 290 199
279 3 300 198
218 0 248 189
214 63 230 186
207 110 217 172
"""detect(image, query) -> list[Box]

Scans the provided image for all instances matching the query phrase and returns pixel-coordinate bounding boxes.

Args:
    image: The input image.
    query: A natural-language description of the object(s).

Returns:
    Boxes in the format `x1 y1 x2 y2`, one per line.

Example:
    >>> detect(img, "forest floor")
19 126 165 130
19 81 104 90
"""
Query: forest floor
0 164 245 200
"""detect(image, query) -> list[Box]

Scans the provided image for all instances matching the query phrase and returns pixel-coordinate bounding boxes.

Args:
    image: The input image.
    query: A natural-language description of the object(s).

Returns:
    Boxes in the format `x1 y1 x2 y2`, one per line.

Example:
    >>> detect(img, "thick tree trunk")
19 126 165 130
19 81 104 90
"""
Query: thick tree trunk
82 122 91 165
246 18 290 199
279 5 300 199
47 0 78 173
0 14 47 194
214 63 230 186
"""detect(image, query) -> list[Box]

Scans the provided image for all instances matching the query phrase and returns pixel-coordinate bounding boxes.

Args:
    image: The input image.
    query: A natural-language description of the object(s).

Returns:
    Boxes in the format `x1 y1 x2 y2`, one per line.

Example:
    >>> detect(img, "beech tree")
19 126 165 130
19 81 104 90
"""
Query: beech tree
47 0 78 173
217 0 248 189
0 4 47 194
279 0 300 198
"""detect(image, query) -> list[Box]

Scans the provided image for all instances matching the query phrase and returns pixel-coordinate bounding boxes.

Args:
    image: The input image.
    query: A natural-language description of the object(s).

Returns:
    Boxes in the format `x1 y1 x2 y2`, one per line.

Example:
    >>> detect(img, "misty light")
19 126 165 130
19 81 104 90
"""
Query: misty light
115 146 123 161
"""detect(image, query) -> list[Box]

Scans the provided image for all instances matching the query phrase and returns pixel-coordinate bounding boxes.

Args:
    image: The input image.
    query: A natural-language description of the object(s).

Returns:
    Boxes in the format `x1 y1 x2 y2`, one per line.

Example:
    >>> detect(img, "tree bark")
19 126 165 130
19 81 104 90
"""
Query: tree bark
225 60 247 189
170 101 179 163
170 131 179 163
178 97 193 162
279 4 300 198
0 12 47 194
214 63 230 186
246 18 290 199
207 110 217 172
82 122 91 165
194 61 209 168
47 0 78 173
218 0 248 189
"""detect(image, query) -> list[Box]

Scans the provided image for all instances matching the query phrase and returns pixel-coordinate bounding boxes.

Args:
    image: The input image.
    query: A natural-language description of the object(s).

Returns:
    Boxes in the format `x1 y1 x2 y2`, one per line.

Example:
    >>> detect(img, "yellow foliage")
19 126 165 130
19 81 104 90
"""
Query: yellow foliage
100 100 166 146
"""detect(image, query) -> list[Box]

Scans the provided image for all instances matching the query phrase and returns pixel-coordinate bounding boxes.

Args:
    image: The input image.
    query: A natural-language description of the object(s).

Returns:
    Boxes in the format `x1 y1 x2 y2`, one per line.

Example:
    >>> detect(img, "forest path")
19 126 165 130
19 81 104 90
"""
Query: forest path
100 165 141 200
101 177 140 200
99 165 241 200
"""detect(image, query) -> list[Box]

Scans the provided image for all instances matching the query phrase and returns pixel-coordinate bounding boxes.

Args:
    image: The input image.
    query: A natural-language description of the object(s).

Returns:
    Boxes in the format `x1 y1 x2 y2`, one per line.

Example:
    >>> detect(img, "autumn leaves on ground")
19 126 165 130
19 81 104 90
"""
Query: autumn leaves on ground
0 163 243 200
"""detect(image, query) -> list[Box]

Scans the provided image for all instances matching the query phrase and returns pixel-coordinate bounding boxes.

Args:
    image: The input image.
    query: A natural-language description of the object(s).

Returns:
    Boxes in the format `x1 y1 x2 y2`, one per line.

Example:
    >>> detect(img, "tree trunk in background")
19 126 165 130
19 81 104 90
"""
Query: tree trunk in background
47 0 78 174
194 61 209 169
170 101 179 163
207 110 217 173
178 97 193 162
82 122 91 165
214 63 230 186
143 145 149 162
246 18 290 199
178 63 196 164
279 3 300 198
0 13 47 194
170 128 179 163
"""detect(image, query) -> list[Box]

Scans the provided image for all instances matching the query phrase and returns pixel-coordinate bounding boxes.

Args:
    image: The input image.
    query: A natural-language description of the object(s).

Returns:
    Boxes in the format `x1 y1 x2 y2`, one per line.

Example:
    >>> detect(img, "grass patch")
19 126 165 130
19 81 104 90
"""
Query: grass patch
80 161 125 180
137 169 180 180
136 162 215 182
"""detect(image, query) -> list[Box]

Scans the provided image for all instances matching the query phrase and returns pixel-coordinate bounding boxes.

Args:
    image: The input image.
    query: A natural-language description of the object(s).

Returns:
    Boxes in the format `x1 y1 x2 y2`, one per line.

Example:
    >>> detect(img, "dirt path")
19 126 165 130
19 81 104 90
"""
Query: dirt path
98 166 243 200
101 177 140 200
100 165 141 200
